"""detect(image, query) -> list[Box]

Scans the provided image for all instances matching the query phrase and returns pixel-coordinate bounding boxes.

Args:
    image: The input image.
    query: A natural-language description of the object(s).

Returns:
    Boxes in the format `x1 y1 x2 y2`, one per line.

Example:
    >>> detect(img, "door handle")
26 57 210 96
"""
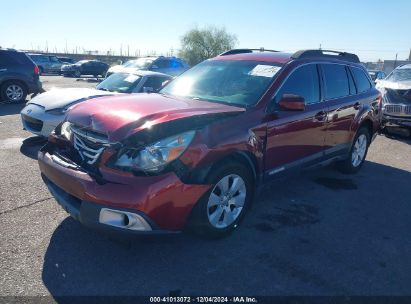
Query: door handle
314 111 327 122
353 102 361 110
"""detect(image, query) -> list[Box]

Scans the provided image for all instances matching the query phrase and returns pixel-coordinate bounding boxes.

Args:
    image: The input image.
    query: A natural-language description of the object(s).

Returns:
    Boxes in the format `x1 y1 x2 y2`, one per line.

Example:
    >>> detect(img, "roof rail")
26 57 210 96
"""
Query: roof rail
219 48 279 56
291 49 360 63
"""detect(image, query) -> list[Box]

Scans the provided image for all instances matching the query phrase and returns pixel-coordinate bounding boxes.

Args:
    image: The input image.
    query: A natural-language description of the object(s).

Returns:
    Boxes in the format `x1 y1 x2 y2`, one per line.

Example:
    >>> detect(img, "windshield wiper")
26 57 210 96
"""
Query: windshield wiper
189 96 247 108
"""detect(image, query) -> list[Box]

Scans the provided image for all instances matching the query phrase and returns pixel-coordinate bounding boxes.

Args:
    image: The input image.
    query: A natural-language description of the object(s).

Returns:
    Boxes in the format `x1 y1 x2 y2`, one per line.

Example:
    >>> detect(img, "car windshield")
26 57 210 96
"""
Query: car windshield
386 68 411 82
160 60 283 107
123 58 153 69
96 73 141 93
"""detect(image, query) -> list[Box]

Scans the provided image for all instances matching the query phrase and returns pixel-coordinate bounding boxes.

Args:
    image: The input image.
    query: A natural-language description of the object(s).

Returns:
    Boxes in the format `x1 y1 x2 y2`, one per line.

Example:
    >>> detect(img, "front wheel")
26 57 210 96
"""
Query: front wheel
188 161 254 238
337 127 370 174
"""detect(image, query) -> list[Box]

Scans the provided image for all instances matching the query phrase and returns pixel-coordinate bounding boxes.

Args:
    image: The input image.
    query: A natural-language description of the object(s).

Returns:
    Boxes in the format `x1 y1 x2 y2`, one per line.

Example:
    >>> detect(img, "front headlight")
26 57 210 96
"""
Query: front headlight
46 99 86 115
114 130 195 173
46 108 68 115
61 121 72 140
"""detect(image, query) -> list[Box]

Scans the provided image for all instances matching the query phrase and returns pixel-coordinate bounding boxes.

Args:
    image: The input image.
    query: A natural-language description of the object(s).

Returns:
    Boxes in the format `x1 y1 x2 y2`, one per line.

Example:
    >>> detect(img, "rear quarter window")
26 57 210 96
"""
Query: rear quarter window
0 51 33 66
351 67 372 93
322 64 350 99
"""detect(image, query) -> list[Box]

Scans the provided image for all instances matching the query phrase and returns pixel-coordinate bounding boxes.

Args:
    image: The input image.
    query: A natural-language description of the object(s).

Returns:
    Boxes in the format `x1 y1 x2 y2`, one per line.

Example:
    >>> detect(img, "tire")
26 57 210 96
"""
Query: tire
188 161 254 238
1 81 27 103
337 127 370 174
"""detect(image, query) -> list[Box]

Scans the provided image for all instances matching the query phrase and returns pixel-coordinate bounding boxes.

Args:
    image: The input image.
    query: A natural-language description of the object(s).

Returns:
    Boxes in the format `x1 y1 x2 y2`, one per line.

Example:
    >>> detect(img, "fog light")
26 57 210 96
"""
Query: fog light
99 208 152 231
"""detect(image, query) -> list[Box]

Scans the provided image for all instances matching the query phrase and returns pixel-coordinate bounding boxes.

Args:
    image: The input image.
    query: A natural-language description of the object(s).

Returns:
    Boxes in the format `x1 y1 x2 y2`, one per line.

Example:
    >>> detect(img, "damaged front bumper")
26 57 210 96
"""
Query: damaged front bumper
382 113 411 128
38 140 211 234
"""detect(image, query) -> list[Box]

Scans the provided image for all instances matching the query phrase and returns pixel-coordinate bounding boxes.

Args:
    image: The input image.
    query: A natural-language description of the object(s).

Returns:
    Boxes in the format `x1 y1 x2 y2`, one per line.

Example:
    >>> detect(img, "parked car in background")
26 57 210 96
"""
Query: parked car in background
21 71 171 137
0 48 42 103
376 64 411 136
38 49 381 238
368 70 386 83
106 56 189 77
61 60 109 78
28 54 65 75
57 56 74 64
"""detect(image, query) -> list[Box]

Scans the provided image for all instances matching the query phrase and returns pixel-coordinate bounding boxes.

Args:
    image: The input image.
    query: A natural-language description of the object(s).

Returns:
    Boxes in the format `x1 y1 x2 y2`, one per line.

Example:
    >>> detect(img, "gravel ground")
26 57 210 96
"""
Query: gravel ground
0 75 411 298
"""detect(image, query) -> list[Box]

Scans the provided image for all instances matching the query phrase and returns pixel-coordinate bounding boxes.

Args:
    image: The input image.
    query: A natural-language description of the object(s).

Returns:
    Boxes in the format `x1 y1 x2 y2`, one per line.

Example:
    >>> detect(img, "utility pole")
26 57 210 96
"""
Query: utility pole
394 53 398 69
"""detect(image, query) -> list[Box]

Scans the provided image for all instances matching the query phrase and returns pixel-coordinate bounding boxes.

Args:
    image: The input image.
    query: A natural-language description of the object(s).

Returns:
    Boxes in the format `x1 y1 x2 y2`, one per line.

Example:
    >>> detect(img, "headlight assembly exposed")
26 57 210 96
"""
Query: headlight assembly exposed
114 130 195 173
61 121 72 140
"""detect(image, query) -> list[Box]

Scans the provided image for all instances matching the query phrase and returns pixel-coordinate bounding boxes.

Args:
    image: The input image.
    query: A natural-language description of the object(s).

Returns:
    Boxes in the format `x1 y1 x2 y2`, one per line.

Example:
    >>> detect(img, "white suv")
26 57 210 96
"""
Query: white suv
106 56 189 77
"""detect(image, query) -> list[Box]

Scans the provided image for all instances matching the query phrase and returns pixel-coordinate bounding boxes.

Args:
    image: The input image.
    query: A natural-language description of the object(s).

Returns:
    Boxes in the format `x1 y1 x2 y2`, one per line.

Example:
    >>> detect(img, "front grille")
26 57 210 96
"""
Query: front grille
22 114 43 132
71 125 109 165
384 104 411 116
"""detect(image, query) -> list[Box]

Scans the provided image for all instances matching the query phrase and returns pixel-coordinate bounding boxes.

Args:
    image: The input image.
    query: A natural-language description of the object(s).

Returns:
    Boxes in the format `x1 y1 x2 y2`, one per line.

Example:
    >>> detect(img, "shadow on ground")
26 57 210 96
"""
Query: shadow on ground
42 160 411 297
20 136 46 159
382 131 411 146
0 103 26 116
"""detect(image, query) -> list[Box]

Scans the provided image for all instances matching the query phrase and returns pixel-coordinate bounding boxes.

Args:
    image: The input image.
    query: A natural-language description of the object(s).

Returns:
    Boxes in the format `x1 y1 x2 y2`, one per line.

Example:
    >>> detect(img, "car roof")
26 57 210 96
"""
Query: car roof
397 64 411 70
212 51 292 64
115 70 172 77
212 49 362 66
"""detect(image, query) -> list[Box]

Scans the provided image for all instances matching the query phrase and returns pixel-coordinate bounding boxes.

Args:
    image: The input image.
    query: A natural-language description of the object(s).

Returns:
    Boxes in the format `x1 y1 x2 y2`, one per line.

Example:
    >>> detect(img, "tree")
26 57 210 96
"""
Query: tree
179 26 238 66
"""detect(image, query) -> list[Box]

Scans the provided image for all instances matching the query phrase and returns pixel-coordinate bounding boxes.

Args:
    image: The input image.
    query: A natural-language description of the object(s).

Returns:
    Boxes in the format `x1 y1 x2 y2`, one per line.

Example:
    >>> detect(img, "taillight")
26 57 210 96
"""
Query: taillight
34 65 40 75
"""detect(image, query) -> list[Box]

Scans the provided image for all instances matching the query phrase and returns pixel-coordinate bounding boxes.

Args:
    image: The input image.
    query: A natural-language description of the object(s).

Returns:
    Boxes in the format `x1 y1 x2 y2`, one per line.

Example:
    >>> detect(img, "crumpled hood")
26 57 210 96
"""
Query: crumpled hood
377 80 411 90
66 93 245 142
27 88 117 110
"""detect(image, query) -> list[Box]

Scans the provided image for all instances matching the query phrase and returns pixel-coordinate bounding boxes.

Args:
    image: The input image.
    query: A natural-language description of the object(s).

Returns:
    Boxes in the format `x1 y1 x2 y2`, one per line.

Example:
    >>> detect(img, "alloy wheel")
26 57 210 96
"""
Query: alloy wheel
351 134 367 167
5 84 23 102
207 174 246 229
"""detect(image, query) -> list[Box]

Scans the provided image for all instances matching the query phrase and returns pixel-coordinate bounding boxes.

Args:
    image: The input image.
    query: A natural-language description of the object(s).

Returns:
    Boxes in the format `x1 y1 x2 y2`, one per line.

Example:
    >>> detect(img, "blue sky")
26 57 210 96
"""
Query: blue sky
0 0 409 62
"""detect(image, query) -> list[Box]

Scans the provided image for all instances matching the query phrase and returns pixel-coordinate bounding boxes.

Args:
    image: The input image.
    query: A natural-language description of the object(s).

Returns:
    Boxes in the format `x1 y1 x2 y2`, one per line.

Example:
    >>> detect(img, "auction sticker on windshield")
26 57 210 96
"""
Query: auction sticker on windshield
249 65 281 78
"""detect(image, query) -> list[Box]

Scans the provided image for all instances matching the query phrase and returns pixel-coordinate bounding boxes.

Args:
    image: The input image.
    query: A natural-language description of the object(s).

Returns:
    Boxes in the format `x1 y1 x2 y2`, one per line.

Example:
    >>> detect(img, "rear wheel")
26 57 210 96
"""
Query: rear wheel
1 81 27 103
188 161 253 238
337 127 370 174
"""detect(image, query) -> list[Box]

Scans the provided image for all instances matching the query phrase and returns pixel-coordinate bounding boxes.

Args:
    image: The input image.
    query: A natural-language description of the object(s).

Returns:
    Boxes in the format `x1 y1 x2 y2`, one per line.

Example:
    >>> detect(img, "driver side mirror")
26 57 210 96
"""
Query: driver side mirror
278 94 305 111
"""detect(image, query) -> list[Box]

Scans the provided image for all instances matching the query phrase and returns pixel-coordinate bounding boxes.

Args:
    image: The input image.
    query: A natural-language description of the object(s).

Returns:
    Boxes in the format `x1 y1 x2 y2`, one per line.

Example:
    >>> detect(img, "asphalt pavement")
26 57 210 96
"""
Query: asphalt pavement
1 75 411 298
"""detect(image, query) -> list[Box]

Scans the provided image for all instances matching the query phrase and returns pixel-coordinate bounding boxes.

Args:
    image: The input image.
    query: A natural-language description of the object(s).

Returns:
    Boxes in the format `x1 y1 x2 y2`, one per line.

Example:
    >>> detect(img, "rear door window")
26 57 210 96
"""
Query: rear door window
351 67 372 93
346 67 357 95
321 64 350 99
276 64 321 105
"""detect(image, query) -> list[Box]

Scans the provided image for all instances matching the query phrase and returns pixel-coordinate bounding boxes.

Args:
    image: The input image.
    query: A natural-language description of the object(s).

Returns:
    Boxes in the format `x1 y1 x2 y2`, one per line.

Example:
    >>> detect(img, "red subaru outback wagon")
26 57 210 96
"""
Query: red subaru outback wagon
38 49 381 237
